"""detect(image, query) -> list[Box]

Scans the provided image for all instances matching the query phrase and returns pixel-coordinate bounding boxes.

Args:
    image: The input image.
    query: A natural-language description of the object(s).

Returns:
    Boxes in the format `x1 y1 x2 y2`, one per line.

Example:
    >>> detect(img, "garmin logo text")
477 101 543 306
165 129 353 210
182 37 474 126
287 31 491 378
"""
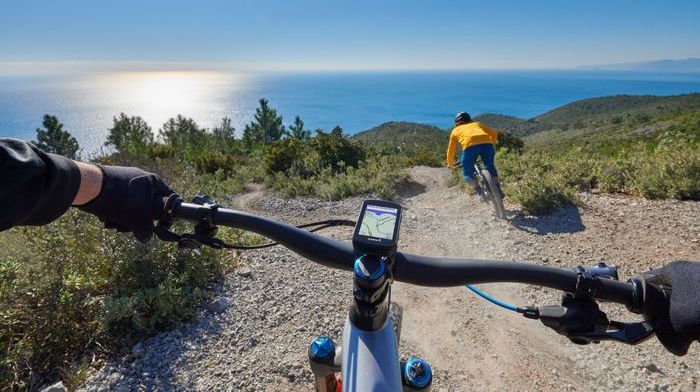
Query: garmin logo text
367 237 381 242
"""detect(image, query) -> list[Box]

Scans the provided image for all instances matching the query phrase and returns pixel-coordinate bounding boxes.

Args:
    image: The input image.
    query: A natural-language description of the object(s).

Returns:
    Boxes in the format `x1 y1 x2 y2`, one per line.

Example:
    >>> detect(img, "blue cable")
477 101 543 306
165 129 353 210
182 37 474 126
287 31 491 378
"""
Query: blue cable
466 284 519 312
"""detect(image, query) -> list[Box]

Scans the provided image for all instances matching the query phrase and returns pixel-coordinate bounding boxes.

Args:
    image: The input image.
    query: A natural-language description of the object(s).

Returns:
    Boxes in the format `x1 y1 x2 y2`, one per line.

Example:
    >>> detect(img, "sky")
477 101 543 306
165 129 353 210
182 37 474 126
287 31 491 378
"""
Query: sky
1 0 699 72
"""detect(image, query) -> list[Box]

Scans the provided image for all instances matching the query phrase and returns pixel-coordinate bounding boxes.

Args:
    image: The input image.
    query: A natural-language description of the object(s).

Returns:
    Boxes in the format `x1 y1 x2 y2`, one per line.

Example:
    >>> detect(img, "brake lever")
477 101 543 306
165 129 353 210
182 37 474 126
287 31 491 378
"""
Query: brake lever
155 194 229 250
567 320 655 345
529 296 655 345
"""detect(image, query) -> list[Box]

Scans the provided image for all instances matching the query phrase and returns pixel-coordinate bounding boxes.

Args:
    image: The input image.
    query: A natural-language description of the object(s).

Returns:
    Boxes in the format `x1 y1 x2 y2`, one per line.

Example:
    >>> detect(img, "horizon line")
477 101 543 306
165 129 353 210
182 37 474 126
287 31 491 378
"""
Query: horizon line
2 58 699 75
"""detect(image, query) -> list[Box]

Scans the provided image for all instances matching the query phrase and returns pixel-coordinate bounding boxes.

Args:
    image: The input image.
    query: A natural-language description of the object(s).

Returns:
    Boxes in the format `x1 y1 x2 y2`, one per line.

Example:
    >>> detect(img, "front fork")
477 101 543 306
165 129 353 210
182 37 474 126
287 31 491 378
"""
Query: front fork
309 254 433 391
308 335 433 392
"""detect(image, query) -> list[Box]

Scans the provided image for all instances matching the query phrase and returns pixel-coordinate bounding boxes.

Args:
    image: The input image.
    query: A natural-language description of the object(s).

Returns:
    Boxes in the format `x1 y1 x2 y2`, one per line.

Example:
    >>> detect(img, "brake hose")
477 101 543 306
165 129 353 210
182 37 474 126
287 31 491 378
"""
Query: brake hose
229 219 355 250
466 284 520 313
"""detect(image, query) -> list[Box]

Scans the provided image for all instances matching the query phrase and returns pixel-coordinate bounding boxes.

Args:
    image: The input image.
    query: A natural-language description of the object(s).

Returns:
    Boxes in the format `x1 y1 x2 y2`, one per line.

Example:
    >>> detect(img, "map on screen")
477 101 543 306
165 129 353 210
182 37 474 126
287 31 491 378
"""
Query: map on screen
358 205 398 240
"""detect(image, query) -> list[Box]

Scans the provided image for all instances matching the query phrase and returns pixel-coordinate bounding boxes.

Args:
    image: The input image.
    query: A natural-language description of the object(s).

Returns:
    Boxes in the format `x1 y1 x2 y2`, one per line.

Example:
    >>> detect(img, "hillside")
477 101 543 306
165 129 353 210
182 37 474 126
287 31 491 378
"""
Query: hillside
352 121 448 146
534 93 700 129
355 94 700 155
473 113 543 136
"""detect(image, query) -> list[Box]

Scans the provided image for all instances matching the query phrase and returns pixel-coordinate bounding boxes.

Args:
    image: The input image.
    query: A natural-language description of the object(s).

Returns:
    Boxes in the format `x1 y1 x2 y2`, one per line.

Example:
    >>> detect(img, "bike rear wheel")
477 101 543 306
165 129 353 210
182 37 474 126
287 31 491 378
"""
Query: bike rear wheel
480 168 506 220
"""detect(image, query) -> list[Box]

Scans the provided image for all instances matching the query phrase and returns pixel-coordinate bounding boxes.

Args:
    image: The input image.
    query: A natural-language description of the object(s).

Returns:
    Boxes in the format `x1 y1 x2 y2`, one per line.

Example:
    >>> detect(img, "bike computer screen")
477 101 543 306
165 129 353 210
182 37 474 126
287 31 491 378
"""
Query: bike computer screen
352 200 402 256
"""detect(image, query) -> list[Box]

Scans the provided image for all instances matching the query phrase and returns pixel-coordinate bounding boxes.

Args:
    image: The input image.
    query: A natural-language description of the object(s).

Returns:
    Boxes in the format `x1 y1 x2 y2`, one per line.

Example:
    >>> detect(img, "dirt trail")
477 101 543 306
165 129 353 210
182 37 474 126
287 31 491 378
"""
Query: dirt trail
389 166 699 391
391 167 586 391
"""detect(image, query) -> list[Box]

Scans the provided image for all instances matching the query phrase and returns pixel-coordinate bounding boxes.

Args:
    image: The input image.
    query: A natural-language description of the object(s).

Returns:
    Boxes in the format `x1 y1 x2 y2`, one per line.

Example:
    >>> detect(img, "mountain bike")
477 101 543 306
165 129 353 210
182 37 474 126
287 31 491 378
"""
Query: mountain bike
453 161 506 220
154 194 670 392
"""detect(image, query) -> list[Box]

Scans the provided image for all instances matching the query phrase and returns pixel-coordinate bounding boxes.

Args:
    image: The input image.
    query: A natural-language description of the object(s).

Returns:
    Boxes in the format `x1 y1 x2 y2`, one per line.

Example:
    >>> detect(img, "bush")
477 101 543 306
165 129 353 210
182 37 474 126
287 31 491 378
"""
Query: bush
0 212 236 390
194 152 246 176
408 147 442 167
267 155 408 200
597 161 629 193
264 138 309 176
497 130 699 215
307 131 365 174
626 137 700 199
496 131 524 153
264 131 366 177
508 174 578 215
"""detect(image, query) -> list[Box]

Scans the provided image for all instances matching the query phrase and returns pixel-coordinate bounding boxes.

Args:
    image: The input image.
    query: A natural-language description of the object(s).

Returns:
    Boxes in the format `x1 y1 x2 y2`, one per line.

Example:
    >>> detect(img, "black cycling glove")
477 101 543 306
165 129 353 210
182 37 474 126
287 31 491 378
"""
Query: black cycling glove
78 165 174 243
640 260 700 356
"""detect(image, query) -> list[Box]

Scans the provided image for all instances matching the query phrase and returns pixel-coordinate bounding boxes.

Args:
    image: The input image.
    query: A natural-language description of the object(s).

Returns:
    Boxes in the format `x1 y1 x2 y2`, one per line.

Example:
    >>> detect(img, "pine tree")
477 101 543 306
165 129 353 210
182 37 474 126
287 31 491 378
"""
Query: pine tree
159 115 205 147
35 114 80 159
287 116 311 141
242 99 285 147
105 113 153 154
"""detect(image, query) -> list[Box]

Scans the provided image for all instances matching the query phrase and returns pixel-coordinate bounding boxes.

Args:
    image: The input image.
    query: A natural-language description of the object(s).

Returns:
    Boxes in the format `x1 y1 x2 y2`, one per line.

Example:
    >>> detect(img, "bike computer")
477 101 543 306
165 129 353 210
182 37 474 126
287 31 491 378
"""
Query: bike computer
352 200 402 257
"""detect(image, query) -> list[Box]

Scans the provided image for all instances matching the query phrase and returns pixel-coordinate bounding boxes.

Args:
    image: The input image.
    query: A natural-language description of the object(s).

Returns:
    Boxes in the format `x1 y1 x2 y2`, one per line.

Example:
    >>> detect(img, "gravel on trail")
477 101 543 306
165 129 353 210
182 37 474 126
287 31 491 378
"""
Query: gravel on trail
79 166 700 392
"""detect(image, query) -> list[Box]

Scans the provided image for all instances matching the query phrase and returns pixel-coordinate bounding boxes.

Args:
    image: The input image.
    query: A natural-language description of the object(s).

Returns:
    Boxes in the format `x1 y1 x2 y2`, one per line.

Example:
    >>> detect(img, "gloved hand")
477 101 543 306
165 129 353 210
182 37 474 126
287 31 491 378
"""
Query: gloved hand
78 165 174 242
640 260 700 356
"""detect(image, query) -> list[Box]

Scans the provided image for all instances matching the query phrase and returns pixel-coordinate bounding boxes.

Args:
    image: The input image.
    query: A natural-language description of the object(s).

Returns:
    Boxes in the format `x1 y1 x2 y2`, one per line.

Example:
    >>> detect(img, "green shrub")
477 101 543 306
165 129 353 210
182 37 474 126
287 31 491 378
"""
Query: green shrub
496 131 525 154
408 147 443 167
147 144 177 160
0 212 236 390
508 174 578 215
264 138 309 176
307 131 365 174
498 150 579 214
597 161 629 193
267 155 408 200
627 138 700 199
194 152 246 176
556 151 599 191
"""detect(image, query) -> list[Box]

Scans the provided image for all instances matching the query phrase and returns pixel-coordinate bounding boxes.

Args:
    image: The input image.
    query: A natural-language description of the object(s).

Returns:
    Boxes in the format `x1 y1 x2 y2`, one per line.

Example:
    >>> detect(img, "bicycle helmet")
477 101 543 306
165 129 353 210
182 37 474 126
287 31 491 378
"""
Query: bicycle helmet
454 112 472 124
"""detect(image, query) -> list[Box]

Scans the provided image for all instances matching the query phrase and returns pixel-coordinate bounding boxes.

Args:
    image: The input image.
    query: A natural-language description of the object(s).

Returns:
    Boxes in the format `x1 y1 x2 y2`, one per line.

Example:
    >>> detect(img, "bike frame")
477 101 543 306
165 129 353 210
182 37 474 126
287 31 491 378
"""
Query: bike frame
342 316 402 391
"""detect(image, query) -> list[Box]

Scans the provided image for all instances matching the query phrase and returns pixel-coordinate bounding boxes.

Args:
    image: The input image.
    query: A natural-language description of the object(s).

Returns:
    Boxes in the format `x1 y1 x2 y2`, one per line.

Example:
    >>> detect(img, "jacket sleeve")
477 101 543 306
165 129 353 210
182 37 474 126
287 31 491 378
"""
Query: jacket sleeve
482 125 498 144
446 130 458 167
0 138 81 231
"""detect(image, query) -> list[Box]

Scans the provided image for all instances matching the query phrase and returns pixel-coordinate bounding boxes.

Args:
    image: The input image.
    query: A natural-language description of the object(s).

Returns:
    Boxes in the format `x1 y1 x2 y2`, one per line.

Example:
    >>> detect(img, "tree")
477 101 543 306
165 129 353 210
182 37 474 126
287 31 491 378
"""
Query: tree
159 115 206 147
286 116 311 141
242 99 285 147
308 129 364 173
212 117 235 142
496 131 525 153
211 117 238 153
330 125 344 137
105 113 153 154
35 114 80 159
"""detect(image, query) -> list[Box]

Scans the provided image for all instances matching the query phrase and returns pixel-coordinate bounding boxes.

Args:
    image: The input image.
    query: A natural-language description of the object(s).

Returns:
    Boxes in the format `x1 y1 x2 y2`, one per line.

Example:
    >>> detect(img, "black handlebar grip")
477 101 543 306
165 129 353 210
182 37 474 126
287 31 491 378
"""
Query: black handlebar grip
628 276 672 317
151 196 171 221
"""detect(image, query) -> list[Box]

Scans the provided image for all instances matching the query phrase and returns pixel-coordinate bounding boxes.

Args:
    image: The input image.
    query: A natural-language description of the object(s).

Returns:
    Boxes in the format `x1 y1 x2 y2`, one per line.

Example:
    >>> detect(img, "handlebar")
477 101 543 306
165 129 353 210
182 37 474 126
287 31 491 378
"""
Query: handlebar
159 198 668 313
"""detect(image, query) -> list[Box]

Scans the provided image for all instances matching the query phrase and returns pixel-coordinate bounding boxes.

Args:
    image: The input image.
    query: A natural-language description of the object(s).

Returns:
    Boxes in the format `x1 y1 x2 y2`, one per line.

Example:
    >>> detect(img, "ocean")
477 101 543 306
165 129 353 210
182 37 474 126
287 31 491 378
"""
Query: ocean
1 70 699 154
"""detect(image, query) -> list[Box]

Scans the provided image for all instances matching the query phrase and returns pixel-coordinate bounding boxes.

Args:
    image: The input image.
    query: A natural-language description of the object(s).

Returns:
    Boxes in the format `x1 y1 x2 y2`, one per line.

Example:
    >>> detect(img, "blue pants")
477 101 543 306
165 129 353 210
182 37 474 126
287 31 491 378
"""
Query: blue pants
461 143 498 181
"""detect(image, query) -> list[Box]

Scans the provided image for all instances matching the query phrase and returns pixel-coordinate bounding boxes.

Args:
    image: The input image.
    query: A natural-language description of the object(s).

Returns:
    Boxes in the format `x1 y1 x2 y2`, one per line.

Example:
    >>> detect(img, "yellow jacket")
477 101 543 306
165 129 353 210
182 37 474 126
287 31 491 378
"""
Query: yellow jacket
446 122 498 167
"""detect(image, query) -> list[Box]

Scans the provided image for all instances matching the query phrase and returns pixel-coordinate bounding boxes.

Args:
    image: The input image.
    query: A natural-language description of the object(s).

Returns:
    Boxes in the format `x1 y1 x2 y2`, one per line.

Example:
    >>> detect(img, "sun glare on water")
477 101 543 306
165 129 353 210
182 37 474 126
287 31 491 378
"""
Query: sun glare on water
94 71 247 131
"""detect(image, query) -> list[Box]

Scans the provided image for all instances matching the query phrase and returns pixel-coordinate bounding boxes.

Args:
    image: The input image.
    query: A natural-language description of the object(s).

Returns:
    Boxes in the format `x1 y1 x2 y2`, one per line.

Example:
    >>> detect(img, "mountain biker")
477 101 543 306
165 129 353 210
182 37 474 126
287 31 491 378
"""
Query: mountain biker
0 138 173 242
446 112 502 201
1 137 699 356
